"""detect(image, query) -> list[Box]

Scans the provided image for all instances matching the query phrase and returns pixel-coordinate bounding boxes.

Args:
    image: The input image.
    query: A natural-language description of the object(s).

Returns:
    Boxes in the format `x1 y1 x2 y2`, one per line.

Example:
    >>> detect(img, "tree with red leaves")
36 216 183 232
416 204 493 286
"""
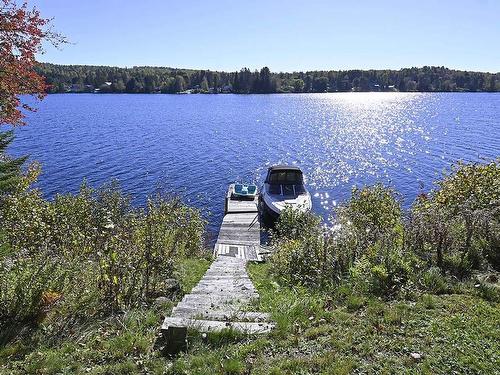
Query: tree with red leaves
1 0 65 125
0 0 65 193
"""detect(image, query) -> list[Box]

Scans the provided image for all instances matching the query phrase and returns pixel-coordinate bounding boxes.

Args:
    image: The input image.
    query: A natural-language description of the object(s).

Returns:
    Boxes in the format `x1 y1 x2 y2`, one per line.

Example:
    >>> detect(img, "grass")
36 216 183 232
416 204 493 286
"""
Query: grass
0 257 211 375
1 259 499 374
175 257 212 293
167 263 500 374
0 309 165 374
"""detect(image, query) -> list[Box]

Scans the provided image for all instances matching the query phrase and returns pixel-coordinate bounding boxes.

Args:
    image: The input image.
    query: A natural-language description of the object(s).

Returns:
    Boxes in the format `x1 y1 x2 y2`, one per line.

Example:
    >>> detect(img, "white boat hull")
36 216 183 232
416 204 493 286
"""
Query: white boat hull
260 189 312 222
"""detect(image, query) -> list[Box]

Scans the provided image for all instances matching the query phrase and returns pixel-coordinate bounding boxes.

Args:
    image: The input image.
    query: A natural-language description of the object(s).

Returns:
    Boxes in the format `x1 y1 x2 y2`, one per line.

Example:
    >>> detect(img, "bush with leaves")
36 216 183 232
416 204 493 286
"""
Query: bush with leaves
269 162 499 298
0 131 27 195
336 185 417 296
270 208 334 287
336 184 404 254
0 181 206 337
270 185 416 296
409 160 500 276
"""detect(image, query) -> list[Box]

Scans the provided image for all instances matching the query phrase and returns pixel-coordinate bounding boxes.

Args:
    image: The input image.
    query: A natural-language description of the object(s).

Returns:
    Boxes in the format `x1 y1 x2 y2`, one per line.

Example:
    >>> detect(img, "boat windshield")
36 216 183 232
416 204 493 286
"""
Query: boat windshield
268 170 303 185
267 184 307 196
268 184 281 195
294 184 306 194
267 170 307 196
282 184 294 196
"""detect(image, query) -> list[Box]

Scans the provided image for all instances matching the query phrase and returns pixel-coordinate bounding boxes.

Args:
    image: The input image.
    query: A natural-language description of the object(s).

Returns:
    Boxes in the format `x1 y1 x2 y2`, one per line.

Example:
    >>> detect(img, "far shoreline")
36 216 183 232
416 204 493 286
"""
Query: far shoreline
44 91 500 95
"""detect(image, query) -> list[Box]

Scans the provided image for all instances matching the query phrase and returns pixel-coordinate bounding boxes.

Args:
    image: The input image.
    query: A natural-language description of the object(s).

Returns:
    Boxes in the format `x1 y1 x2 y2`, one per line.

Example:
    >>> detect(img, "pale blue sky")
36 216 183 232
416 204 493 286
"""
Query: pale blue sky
33 0 500 72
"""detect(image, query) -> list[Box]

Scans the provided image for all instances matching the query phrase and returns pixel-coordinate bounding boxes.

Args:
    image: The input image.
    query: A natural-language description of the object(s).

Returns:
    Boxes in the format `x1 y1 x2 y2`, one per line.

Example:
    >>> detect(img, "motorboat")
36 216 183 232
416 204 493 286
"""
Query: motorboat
259 165 312 222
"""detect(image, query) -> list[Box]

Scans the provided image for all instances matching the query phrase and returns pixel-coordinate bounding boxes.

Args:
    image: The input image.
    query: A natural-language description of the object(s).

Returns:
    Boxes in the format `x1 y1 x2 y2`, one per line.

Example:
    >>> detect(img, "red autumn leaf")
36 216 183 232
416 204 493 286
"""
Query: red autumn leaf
0 0 66 126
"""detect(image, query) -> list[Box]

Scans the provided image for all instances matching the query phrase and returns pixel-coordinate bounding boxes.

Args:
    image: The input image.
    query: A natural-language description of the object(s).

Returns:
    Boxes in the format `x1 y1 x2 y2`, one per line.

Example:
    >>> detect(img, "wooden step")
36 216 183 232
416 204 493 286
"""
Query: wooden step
162 317 274 334
171 307 270 322
181 294 258 305
173 301 253 312
190 287 256 295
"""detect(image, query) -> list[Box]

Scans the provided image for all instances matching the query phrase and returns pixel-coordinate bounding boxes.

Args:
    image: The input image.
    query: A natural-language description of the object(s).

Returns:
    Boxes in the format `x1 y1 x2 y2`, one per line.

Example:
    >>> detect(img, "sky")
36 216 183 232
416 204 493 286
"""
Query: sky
31 0 500 73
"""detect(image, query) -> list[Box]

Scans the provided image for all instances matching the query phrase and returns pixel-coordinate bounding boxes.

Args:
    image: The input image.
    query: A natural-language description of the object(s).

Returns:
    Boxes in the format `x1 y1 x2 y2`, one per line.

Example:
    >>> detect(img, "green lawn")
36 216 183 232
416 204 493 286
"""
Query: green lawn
0 258 211 375
1 260 498 374
169 263 500 374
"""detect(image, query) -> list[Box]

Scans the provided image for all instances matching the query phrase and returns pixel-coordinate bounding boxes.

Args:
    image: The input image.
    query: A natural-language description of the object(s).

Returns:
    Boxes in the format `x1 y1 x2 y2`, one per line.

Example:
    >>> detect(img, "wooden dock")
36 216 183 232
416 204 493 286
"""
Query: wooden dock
161 184 273 354
214 185 262 261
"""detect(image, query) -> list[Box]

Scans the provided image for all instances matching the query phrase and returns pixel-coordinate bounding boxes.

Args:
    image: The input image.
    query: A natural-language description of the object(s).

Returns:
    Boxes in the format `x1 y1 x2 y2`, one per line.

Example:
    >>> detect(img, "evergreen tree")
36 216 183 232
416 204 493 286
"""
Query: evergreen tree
239 68 253 93
304 75 313 92
200 77 209 92
175 75 186 92
0 131 27 194
489 76 496 92
259 67 272 93
125 78 137 93
359 76 370 91
144 75 156 93
292 78 305 93
252 71 261 93
313 76 329 92
111 79 126 92
212 73 220 93
232 72 240 92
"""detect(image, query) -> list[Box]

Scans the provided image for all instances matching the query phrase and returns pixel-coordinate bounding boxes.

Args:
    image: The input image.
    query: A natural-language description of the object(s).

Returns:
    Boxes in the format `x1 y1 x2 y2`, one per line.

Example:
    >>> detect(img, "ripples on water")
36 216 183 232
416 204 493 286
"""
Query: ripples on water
9 93 500 231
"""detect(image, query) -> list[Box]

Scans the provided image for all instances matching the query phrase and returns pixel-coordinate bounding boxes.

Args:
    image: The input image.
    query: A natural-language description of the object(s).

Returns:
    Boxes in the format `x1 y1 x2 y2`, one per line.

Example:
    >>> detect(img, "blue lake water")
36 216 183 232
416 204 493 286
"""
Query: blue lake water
9 93 500 232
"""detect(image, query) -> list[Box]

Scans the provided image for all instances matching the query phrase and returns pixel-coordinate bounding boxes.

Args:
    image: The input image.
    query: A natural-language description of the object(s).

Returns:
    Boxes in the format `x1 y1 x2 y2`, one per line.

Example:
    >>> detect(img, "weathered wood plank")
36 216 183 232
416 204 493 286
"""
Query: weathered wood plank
161 184 271 346
162 317 274 334
171 307 271 322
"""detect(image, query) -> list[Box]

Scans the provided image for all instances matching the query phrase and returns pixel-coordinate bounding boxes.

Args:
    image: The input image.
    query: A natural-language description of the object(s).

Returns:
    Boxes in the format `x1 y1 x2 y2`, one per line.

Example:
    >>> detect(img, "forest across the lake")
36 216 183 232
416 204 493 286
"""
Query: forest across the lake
37 63 500 94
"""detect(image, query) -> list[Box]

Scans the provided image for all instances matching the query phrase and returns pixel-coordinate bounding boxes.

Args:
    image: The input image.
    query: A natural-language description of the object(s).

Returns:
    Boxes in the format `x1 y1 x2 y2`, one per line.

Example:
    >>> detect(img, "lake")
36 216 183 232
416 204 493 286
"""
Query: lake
9 93 500 232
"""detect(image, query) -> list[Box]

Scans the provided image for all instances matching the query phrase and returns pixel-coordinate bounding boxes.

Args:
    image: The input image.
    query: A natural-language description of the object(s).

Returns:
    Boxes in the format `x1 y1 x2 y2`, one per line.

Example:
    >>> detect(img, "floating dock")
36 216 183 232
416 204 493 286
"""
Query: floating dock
161 184 273 354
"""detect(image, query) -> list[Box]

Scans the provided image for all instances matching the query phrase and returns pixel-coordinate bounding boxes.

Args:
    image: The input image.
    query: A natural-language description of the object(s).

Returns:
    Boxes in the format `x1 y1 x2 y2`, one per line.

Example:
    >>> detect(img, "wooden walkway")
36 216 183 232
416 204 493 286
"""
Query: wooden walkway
213 186 262 261
161 185 273 352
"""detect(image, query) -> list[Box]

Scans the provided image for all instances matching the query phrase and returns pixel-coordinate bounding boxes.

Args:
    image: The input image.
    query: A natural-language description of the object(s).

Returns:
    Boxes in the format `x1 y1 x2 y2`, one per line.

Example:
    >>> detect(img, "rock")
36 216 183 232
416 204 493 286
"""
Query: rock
485 274 498 283
149 278 182 299
410 352 422 361
164 278 181 298
154 297 171 307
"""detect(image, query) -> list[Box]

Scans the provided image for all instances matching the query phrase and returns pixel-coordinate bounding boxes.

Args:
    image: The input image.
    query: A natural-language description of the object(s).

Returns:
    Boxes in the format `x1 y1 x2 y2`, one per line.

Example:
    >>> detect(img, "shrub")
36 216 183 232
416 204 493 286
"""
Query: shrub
476 282 500 303
271 209 336 287
434 160 500 210
0 253 64 344
349 243 416 297
0 130 27 195
270 185 413 296
409 160 500 275
0 181 206 336
419 293 437 309
336 184 404 252
336 185 417 296
420 267 449 294
345 294 365 312
273 205 322 242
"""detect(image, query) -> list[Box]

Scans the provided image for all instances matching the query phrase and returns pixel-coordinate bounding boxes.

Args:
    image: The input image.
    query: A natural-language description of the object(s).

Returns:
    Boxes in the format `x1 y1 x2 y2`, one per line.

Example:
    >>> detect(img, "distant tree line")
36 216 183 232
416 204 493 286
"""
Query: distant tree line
36 63 500 94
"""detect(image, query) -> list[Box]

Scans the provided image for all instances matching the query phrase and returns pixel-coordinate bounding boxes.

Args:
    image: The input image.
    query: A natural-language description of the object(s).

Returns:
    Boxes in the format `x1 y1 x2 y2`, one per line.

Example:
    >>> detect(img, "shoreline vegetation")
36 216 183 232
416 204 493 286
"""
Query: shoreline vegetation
38 63 500 94
1 160 499 374
2 1 499 373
